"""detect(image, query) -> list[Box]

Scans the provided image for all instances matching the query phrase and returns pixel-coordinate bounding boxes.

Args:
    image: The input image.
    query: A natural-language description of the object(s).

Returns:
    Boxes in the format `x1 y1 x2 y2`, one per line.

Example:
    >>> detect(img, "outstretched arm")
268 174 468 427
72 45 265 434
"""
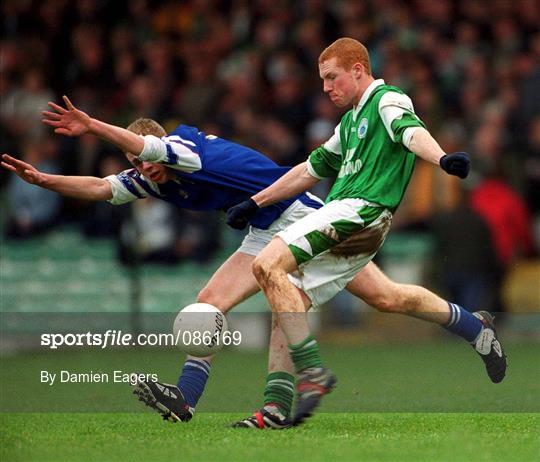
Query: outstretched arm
42 96 144 155
379 93 470 178
226 162 320 230
407 128 446 164
252 162 319 207
408 128 470 178
1 154 112 201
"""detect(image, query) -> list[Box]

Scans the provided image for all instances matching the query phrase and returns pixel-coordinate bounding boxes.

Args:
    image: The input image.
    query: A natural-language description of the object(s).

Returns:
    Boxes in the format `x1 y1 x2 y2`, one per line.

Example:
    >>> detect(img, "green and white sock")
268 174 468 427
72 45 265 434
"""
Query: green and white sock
289 334 323 372
263 371 294 417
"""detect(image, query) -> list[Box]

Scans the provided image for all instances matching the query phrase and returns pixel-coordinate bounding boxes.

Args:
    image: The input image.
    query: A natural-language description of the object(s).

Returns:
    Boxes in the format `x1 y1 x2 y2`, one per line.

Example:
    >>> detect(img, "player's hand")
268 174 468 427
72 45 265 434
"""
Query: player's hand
439 152 470 179
1 154 47 185
42 95 92 137
226 198 259 230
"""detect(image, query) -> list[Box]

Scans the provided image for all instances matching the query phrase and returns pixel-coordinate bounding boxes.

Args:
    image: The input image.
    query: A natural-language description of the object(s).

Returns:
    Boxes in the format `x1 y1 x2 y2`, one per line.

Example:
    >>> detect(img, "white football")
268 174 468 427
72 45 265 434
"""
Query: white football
173 303 228 356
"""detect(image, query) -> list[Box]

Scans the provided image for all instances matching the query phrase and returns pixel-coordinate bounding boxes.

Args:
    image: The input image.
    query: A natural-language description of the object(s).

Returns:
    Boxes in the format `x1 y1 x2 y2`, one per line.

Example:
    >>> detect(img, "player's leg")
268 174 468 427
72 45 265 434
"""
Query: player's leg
234 281 314 429
265 313 297 415
252 237 329 373
346 262 507 382
252 234 337 426
252 237 310 341
253 200 394 424
197 251 261 312
346 262 451 323
233 312 298 429
133 251 262 422
178 251 262 410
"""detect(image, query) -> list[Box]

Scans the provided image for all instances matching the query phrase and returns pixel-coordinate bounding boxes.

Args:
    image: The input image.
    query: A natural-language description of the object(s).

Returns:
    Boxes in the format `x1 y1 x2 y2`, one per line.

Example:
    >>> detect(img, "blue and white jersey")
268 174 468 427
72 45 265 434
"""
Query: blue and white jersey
105 124 322 229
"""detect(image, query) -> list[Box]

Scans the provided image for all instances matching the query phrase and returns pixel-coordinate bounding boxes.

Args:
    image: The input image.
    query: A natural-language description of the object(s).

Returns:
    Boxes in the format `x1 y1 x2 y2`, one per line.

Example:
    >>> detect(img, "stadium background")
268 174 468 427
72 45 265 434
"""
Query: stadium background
1 1 539 461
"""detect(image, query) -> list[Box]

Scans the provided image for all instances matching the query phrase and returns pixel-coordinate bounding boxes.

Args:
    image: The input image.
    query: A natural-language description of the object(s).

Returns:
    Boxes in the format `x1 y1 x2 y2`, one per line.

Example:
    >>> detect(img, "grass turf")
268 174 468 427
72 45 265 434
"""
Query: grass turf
1 343 539 460
1 413 538 461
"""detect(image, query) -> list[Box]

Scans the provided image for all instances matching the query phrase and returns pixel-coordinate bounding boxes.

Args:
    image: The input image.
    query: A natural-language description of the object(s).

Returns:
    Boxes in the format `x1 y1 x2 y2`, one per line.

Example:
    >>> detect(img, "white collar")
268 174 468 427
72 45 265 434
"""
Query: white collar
352 78 385 120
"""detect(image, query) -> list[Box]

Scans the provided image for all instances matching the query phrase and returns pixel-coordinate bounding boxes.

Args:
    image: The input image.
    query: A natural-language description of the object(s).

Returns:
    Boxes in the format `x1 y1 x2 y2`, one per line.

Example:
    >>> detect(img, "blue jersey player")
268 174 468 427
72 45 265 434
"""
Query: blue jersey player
2 96 506 429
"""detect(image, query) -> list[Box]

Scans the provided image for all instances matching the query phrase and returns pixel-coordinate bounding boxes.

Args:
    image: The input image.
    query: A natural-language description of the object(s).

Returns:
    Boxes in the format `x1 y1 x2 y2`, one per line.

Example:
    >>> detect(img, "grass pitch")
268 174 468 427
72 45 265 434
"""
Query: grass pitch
1 413 538 461
1 342 539 461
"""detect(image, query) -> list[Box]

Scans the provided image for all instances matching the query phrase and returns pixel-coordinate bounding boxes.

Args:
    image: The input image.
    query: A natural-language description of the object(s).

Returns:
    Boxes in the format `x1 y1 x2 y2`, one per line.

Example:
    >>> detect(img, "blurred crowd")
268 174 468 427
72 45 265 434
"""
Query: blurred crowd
1 0 538 310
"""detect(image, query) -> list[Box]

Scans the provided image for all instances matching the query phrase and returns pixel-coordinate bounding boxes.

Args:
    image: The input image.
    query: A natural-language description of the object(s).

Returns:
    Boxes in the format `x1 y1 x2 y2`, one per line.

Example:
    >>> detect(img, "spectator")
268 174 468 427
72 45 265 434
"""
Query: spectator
432 191 501 312
524 116 540 220
118 199 221 266
0 68 54 140
5 138 61 239
470 171 535 270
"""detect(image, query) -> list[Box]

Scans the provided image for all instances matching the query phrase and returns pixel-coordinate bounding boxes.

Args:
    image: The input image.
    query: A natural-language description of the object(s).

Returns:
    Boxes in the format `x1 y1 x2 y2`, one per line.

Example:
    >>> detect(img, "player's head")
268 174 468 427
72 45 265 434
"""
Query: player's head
127 118 167 138
125 118 170 183
318 38 372 107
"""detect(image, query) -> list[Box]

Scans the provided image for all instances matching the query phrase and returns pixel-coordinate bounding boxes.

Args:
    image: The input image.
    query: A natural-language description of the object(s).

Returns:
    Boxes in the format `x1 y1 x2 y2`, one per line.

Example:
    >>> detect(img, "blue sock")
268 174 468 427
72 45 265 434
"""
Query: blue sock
444 302 483 343
177 358 211 408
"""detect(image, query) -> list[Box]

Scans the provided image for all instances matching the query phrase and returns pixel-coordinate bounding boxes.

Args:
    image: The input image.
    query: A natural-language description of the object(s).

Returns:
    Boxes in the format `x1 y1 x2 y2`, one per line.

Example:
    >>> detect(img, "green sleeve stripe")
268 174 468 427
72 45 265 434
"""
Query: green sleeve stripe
391 113 426 143
306 160 325 179
308 146 341 178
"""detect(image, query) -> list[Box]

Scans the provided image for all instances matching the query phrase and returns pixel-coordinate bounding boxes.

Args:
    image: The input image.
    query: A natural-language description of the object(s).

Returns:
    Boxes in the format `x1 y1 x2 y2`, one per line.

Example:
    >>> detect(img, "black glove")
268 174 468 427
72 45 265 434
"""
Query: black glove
226 198 259 230
439 152 470 179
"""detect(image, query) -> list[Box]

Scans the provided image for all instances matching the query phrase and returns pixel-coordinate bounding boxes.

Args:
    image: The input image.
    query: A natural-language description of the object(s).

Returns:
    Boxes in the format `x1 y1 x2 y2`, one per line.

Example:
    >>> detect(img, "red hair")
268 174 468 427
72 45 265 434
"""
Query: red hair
319 38 371 75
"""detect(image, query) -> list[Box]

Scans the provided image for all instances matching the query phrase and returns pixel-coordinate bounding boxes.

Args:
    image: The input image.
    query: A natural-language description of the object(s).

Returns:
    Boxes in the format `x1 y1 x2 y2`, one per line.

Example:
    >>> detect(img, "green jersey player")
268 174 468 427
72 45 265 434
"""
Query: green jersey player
228 37 506 426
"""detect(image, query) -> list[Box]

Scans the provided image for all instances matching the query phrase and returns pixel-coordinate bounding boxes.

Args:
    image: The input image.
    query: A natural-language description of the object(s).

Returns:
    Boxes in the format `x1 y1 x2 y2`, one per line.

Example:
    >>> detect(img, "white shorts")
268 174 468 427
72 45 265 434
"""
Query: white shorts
277 198 393 307
237 194 323 256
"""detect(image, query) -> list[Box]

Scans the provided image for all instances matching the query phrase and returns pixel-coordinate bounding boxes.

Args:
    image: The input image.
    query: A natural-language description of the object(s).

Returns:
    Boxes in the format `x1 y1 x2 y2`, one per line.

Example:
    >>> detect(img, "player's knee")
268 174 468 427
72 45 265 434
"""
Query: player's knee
367 285 407 313
251 255 274 286
369 293 396 312
197 286 223 310
370 286 413 314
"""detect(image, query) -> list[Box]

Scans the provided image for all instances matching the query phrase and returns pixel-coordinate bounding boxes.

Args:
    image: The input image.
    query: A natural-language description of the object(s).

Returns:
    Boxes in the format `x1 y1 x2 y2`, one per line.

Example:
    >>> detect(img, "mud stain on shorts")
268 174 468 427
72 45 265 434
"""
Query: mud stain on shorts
330 215 392 257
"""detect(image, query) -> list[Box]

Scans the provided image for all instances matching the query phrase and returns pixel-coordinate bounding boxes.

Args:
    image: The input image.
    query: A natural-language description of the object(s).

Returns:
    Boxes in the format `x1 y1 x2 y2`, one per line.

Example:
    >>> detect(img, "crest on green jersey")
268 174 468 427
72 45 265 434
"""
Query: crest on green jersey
357 118 368 139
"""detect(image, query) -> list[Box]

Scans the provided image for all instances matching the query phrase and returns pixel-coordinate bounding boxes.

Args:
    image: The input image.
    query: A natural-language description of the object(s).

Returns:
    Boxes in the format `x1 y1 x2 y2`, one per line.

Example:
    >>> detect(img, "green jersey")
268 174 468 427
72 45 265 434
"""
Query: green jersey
307 80 425 212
